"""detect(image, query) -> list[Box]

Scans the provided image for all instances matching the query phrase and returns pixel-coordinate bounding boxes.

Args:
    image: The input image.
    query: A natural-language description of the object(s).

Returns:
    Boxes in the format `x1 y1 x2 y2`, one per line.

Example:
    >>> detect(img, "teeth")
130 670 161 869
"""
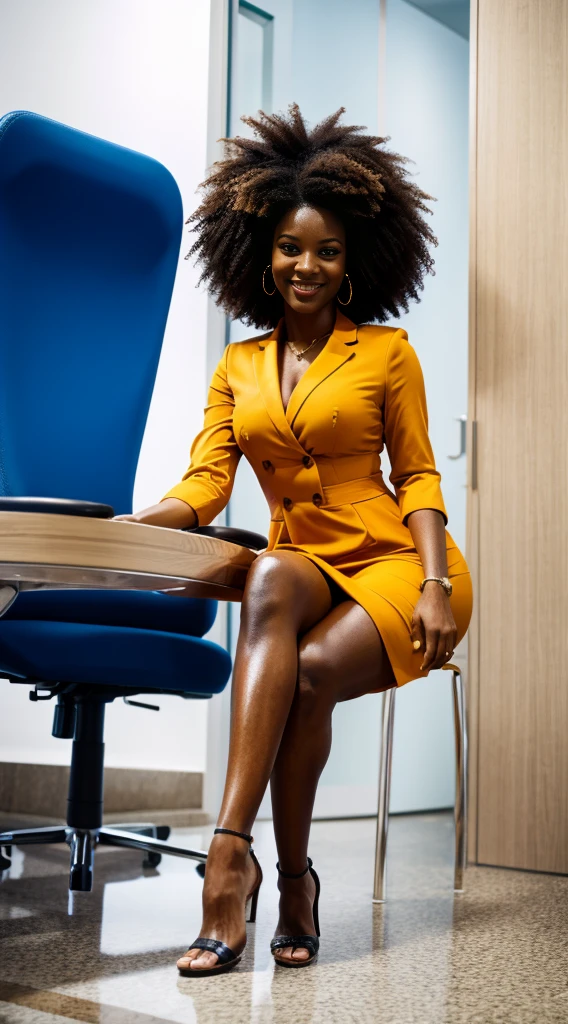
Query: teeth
292 283 321 291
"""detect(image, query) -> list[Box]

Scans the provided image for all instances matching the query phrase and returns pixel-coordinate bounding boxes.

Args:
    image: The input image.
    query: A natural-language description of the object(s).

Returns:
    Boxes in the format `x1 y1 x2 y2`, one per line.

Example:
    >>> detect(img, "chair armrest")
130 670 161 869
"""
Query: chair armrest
0 497 114 518
185 525 268 551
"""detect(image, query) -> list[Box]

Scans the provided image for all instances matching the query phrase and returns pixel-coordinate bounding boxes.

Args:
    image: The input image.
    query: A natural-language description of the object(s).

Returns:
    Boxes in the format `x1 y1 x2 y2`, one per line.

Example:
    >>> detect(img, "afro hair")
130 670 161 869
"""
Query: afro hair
186 103 437 328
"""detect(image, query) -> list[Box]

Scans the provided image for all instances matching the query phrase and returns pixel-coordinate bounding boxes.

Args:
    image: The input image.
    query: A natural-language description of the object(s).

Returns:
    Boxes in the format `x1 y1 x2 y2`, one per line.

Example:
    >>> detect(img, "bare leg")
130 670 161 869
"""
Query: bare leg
270 598 396 963
177 550 335 972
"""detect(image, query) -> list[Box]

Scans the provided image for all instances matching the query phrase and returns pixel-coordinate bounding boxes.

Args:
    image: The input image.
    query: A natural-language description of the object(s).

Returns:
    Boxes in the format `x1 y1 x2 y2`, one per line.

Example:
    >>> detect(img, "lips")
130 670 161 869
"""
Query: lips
289 281 324 297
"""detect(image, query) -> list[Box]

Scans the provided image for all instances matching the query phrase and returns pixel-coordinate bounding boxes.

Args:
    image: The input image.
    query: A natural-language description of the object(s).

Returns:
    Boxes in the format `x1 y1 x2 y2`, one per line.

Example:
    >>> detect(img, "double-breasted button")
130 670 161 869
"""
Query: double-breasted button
312 492 323 507
283 497 293 511
262 459 275 474
302 454 314 468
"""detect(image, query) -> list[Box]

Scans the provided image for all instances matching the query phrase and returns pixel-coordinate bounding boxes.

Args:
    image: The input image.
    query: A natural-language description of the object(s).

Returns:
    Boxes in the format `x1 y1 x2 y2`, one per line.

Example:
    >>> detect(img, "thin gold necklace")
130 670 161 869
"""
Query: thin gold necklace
286 330 332 361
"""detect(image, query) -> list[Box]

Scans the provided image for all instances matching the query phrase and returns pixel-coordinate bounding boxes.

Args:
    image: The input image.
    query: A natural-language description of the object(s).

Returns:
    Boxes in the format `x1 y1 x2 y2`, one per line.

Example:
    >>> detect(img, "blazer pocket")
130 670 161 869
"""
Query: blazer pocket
314 500 374 553
350 491 401 544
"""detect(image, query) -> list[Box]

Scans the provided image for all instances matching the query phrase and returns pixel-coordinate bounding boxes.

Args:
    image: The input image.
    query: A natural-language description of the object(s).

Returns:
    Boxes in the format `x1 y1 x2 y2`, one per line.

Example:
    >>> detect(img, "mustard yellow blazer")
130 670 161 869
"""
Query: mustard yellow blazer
164 310 473 687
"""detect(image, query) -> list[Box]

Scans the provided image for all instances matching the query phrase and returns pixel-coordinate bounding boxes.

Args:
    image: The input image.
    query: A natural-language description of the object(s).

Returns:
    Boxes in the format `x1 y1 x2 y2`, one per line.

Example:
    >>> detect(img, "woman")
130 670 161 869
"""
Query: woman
117 105 473 974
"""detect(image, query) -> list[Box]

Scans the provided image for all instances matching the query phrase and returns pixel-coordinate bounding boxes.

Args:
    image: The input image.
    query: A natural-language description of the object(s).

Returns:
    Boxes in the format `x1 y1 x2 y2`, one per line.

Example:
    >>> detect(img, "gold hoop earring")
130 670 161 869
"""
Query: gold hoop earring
262 265 276 296
337 273 352 306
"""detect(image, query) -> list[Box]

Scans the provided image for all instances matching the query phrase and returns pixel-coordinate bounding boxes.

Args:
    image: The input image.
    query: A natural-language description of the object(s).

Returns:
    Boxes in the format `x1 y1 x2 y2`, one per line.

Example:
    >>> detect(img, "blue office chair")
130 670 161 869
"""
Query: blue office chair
0 111 266 891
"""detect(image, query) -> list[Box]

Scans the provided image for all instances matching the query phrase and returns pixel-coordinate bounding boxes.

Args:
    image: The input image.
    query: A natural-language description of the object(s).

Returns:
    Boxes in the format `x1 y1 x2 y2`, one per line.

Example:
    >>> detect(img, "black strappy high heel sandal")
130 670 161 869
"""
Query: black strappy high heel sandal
178 827 263 978
270 857 321 968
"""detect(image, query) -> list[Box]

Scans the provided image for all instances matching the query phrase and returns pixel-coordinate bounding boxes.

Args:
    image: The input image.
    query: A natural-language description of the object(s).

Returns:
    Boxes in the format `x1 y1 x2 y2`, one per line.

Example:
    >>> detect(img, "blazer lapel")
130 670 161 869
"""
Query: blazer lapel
252 310 358 446
252 327 303 449
285 311 358 430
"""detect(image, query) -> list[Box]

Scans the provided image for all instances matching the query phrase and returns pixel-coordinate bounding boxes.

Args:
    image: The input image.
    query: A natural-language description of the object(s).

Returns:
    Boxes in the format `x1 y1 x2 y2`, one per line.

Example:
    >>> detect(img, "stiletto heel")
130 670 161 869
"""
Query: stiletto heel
178 827 263 978
270 857 321 968
247 848 262 923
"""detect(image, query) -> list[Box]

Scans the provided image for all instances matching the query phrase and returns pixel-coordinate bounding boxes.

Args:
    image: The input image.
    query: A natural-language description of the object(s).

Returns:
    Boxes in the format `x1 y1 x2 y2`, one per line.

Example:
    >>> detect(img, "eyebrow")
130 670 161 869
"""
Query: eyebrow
277 233 344 244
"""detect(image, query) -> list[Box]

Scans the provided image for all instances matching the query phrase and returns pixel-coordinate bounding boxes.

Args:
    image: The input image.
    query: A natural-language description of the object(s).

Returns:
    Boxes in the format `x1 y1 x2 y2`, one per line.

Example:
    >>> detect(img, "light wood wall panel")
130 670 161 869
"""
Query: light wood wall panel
470 0 568 872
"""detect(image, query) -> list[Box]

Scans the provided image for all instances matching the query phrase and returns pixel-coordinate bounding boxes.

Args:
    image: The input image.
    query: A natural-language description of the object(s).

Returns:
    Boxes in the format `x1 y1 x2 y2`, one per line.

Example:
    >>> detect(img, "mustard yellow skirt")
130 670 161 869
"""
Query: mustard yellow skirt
268 492 473 688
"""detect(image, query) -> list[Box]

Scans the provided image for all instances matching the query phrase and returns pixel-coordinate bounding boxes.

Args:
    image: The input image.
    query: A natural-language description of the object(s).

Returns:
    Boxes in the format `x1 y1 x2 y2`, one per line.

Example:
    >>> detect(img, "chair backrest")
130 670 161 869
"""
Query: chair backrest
0 111 183 513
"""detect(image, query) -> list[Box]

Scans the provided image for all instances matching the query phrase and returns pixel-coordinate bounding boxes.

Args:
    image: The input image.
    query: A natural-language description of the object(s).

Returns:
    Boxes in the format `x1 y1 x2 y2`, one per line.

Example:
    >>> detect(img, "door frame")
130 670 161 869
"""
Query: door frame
202 0 233 820
465 0 480 864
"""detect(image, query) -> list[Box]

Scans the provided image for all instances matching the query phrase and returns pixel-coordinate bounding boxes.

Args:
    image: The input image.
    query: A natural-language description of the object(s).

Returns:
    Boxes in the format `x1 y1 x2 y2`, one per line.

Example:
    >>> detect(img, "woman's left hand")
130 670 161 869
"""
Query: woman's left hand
410 583 457 672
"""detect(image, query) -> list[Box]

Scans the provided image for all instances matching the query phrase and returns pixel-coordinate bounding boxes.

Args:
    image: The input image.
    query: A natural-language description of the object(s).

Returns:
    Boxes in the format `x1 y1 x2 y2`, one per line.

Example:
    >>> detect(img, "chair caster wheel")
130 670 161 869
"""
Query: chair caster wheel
143 852 162 869
195 861 206 878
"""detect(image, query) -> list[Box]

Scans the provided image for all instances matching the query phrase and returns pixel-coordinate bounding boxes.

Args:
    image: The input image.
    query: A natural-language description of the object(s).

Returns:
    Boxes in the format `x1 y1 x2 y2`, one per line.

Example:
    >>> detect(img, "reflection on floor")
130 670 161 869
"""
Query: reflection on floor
0 813 567 1024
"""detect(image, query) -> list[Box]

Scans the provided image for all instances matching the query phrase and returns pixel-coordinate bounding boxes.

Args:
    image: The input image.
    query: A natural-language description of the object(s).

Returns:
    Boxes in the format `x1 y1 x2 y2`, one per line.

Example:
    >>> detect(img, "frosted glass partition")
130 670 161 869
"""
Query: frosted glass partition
223 0 469 818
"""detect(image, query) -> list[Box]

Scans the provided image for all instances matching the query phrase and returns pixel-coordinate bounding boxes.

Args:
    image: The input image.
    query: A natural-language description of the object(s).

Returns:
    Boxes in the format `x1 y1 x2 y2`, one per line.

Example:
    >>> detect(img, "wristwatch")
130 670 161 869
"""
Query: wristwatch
420 576 452 596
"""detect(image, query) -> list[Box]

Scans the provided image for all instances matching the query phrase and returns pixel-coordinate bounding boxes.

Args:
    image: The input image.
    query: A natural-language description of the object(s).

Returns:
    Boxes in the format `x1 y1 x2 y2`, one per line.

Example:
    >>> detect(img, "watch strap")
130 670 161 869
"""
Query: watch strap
420 576 452 595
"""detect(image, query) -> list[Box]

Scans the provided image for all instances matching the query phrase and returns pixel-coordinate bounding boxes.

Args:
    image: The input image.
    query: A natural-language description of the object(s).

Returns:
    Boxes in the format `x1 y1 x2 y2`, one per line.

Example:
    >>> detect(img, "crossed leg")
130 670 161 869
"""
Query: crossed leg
177 551 396 972
270 573 396 963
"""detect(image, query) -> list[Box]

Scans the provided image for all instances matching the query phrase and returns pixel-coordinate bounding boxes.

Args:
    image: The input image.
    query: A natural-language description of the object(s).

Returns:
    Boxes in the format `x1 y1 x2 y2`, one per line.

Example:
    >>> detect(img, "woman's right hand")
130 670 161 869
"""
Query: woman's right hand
112 497 198 530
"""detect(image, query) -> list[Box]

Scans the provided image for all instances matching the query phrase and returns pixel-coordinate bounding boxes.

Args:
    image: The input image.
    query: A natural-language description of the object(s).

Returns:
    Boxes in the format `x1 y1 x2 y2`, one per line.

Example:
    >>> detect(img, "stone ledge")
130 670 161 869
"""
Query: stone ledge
0 762 203 818
0 807 210 831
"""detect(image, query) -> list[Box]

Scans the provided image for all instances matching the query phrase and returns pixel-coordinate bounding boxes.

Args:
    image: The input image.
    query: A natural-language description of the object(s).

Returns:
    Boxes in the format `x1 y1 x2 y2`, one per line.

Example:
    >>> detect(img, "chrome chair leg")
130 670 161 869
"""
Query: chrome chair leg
372 664 467 902
373 686 396 903
67 828 97 891
98 827 207 865
450 665 467 892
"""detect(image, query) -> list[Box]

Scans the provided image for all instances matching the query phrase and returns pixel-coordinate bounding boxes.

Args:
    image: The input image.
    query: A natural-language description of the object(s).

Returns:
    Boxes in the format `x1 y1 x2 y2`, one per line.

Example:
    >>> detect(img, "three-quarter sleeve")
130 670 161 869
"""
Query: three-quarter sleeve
161 343 242 526
383 328 448 527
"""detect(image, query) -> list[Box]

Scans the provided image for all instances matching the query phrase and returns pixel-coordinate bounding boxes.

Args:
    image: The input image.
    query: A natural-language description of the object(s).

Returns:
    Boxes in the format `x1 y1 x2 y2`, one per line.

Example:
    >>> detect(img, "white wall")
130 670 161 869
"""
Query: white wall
0 0 213 771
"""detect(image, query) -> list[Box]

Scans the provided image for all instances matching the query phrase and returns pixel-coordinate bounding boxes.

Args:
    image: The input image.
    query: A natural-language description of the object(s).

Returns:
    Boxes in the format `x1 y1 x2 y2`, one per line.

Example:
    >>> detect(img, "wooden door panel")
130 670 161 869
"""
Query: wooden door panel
472 0 568 872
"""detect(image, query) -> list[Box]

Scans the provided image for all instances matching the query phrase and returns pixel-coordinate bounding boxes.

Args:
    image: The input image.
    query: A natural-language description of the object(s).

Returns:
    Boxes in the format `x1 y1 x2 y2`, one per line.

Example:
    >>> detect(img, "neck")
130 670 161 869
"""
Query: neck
282 302 336 344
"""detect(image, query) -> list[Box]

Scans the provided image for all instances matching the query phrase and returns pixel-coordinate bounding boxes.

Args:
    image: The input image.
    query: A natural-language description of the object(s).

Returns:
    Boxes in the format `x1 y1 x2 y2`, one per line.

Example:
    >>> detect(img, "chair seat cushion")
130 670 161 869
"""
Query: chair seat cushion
4 589 216 638
0 620 231 693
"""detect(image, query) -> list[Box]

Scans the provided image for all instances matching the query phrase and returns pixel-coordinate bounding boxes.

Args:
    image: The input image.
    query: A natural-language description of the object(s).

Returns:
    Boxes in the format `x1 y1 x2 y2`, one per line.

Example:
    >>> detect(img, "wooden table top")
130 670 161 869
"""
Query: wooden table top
0 512 258 602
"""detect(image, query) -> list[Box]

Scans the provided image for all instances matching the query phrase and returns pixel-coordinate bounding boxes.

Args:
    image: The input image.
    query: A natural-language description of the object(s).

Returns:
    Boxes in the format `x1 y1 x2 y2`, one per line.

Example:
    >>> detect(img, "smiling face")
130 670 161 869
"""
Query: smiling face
270 205 347 316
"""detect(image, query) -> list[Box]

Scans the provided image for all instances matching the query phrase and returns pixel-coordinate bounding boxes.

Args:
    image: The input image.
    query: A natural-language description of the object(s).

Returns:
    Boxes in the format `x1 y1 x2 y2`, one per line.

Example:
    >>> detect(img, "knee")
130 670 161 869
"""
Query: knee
242 552 298 621
296 639 333 709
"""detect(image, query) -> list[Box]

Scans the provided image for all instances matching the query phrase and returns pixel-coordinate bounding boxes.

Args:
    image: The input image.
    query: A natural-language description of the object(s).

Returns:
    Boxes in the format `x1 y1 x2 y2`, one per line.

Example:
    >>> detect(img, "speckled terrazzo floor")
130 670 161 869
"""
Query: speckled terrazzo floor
0 813 567 1024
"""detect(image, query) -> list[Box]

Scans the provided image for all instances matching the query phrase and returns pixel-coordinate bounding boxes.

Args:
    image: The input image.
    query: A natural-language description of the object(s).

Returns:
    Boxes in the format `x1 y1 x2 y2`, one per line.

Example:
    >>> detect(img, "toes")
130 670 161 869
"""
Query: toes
276 942 307 958
177 948 218 971
190 951 219 971
177 948 200 968
273 945 311 963
274 945 295 963
292 947 309 961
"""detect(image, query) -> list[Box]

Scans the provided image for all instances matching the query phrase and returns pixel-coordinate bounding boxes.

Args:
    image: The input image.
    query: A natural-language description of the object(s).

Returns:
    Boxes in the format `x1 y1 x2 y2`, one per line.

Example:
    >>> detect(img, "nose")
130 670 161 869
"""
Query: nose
295 250 319 275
